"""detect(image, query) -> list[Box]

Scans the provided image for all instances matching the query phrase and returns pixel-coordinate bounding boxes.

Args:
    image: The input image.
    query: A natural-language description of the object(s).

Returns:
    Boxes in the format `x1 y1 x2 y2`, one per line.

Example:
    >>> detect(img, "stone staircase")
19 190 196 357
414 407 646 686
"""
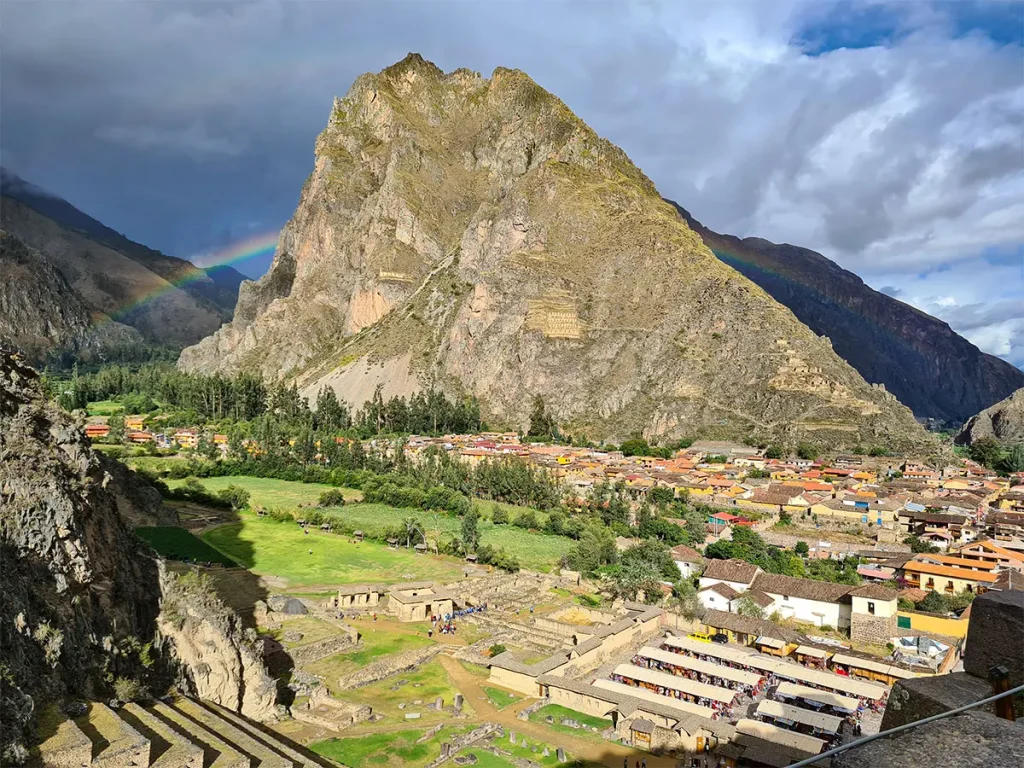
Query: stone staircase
32 698 339 768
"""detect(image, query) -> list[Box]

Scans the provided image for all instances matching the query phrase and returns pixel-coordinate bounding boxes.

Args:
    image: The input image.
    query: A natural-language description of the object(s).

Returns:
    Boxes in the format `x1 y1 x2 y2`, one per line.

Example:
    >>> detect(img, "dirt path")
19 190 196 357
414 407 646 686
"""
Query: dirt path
437 655 680 768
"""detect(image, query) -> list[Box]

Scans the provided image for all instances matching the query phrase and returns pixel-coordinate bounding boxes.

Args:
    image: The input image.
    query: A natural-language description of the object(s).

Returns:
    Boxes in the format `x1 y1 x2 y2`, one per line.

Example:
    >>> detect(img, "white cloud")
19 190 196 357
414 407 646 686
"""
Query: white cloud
95 124 244 158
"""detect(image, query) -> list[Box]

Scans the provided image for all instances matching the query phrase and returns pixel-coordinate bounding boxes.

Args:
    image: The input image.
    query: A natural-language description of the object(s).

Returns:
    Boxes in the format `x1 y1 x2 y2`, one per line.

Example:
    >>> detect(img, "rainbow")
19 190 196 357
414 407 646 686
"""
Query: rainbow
100 230 280 324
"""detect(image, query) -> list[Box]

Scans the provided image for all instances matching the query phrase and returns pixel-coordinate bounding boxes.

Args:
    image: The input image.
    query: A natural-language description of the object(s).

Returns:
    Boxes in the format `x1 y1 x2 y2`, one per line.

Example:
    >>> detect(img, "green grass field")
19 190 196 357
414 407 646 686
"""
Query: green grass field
86 400 123 416
338 659 469 722
165 476 363 507
482 686 520 710
135 526 237 566
304 628 434 681
201 512 467 587
528 704 613 743
310 725 471 768
310 726 567 768
173 475 570 571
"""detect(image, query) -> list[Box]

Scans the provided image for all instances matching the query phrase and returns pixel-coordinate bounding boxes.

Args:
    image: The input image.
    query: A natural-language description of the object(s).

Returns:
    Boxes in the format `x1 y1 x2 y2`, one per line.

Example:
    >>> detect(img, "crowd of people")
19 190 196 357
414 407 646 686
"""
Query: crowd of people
428 603 489 637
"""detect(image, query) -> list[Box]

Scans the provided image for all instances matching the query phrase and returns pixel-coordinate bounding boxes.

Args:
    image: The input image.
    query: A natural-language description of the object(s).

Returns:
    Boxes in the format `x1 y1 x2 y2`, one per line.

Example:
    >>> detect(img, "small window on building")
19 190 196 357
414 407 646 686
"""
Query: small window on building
947 580 954 590
867 601 875 615
897 615 912 629
783 595 789 601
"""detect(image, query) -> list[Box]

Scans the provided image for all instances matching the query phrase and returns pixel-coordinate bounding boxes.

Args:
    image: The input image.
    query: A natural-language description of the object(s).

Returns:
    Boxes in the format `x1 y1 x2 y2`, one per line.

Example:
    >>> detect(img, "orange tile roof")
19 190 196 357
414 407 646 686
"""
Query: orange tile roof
915 554 998 571
902 561 1000 583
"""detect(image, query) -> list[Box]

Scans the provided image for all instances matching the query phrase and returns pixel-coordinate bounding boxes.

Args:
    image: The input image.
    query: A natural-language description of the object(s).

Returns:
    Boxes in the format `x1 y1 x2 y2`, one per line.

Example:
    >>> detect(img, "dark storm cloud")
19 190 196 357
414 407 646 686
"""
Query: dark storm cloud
1 0 1021 363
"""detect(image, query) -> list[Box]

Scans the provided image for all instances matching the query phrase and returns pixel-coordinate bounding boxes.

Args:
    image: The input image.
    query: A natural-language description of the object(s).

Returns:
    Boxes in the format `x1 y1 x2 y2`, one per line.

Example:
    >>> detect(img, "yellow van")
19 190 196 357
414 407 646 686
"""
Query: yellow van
688 631 713 643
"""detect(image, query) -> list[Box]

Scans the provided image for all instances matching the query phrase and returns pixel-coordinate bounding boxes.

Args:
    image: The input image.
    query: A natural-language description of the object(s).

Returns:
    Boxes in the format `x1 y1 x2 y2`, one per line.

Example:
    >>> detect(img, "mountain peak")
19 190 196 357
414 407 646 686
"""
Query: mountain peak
179 57 931 450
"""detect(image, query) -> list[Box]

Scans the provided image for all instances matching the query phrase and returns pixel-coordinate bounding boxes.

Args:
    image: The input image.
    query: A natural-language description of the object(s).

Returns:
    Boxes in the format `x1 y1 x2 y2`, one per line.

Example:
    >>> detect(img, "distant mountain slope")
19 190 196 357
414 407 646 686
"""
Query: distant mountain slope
669 203 1024 425
180 53 932 450
0 168 246 315
0 230 143 365
0 196 228 354
956 388 1024 445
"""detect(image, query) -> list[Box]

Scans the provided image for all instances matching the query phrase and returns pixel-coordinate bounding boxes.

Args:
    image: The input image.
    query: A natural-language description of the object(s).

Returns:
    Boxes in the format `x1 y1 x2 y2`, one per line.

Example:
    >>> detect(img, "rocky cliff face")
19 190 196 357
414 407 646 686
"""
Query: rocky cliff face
956 387 1024 445
180 53 930 449
0 352 274 761
0 230 143 365
0 194 233 356
157 570 277 721
669 203 1024 426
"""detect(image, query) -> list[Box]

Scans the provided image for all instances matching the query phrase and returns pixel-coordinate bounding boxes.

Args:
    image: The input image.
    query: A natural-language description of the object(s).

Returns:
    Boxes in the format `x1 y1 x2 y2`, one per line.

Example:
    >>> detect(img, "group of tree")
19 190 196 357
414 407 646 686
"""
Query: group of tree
967 437 1024 474
705 526 861 585
56 364 483 438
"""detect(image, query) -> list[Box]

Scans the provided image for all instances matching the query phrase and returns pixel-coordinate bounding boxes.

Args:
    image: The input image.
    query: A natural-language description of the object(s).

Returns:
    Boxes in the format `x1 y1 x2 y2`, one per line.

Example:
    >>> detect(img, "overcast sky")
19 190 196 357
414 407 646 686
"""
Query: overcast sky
2 0 1023 365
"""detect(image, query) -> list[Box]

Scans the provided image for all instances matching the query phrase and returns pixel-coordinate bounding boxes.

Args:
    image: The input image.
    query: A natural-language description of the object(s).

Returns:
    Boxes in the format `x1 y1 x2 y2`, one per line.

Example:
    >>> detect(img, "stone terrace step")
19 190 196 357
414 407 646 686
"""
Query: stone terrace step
145 702 249 768
34 705 92 768
74 703 150 768
195 702 331 768
166 699 293 768
119 704 203 768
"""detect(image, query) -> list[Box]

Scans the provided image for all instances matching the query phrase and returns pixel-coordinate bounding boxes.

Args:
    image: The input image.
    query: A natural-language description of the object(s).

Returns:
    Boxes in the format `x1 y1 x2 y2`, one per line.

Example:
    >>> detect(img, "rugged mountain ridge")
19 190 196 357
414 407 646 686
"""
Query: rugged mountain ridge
180 53 930 449
1 168 246 317
956 387 1024 446
0 230 143 364
0 352 275 760
668 203 1024 425
0 195 230 359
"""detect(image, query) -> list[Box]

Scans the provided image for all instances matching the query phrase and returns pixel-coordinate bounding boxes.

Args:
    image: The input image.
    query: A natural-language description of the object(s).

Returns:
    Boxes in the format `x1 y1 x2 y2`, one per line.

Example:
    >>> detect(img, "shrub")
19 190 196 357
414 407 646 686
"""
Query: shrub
216 484 251 511
491 506 509 525
513 509 539 530
319 489 347 507
113 677 147 703
488 644 507 657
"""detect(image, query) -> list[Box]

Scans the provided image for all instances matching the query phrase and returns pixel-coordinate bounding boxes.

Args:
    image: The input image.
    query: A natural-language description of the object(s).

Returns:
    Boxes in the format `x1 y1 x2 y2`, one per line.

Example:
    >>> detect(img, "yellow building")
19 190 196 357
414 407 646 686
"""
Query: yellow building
900 560 999 594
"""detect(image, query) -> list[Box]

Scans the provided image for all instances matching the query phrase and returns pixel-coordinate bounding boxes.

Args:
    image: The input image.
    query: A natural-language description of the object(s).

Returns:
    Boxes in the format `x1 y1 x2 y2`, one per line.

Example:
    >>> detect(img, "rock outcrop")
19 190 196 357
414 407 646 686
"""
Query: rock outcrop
180 53 931 450
956 387 1024 445
0 351 274 761
157 570 278 722
669 203 1024 426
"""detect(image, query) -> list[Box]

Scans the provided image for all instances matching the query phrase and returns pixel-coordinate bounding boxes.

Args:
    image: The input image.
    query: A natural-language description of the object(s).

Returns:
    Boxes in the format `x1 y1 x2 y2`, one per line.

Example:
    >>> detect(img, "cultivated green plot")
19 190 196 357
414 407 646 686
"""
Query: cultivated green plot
200 513 467 587
135 526 237 566
304 628 434 681
482 686 521 710
310 726 470 768
86 400 123 416
165 475 362 507
528 704 613 743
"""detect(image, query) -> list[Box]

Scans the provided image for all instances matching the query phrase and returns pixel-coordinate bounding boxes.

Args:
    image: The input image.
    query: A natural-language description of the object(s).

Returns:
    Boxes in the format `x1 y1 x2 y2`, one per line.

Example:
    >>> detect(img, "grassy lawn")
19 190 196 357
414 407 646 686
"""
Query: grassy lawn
473 736 566 768
482 686 520 710
164 476 569 571
305 628 434 682
458 660 490 678
166 476 362 507
310 725 472 768
339 659 470 722
201 512 467 587
135 526 237 566
86 400 123 416
310 723 567 768
323 504 570 572
528 704 613 743
127 455 191 472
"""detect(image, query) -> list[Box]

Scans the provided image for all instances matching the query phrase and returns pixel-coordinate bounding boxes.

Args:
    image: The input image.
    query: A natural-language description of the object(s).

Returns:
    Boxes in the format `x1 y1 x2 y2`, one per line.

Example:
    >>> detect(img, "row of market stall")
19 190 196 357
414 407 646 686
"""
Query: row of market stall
661 634 890 704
